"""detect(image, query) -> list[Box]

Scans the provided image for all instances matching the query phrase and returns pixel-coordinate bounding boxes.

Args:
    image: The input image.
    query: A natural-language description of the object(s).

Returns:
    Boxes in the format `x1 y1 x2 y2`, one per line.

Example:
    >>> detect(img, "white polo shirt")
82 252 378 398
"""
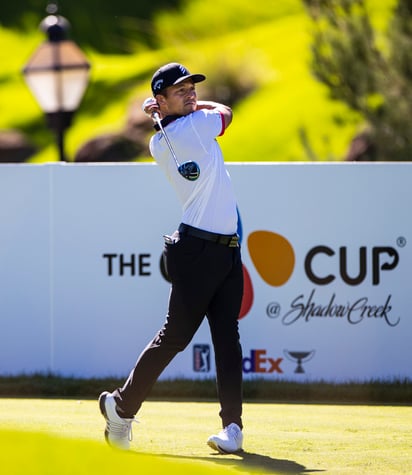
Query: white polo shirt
149 109 238 235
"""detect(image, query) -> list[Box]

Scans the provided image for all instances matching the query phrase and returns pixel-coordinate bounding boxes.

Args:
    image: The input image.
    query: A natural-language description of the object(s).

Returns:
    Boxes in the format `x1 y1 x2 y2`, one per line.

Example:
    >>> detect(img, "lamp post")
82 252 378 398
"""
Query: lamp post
22 4 90 161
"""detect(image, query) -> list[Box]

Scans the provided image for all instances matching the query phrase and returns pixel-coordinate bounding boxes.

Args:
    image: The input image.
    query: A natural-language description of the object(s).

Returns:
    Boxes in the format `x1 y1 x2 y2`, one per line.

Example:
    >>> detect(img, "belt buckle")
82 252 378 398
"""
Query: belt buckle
228 235 239 247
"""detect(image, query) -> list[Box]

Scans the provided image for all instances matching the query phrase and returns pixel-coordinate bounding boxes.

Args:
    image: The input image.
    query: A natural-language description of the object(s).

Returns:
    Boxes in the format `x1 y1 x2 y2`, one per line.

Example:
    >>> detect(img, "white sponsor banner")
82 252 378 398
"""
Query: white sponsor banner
0 163 410 382
231 163 410 382
0 165 50 374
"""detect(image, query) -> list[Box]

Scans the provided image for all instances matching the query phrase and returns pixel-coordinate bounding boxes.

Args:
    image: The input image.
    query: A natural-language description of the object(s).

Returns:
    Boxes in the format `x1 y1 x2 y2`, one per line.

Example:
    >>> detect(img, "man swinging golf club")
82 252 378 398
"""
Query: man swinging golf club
99 62 244 454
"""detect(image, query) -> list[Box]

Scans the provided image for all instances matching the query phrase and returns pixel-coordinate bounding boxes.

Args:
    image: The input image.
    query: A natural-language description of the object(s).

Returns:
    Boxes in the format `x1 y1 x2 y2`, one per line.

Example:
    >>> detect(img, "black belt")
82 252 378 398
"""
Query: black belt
178 223 239 248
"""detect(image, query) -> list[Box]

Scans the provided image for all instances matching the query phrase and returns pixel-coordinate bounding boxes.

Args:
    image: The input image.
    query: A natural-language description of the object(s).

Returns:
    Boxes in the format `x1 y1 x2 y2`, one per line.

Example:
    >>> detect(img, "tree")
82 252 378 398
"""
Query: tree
303 0 412 161
1 0 181 53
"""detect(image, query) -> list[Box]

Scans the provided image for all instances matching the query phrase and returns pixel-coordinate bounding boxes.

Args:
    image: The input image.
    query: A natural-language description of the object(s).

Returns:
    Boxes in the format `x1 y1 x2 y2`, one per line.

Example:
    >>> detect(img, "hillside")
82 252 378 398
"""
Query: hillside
0 0 394 163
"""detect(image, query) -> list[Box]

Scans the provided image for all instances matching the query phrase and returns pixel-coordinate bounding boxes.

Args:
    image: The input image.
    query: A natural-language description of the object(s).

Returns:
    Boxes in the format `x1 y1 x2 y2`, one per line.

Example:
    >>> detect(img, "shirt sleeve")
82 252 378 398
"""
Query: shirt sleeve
191 109 225 140
217 112 226 136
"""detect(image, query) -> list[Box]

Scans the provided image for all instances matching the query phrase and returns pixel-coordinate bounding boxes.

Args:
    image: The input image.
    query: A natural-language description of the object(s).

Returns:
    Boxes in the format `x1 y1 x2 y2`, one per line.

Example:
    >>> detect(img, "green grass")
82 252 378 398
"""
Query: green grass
0 399 411 474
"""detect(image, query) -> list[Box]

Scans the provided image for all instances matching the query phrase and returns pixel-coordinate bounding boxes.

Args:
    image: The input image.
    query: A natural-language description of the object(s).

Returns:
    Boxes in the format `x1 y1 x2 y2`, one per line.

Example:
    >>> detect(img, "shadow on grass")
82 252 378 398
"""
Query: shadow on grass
143 450 325 474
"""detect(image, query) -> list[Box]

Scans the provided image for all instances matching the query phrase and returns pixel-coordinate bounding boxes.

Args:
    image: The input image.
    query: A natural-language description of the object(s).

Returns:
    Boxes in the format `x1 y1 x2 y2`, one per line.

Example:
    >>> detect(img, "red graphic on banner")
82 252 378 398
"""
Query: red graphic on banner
239 264 253 320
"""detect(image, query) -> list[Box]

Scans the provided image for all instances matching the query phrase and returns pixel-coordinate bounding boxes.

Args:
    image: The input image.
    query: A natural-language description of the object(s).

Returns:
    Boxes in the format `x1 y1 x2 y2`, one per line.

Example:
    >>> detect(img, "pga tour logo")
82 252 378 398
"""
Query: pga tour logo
193 344 211 372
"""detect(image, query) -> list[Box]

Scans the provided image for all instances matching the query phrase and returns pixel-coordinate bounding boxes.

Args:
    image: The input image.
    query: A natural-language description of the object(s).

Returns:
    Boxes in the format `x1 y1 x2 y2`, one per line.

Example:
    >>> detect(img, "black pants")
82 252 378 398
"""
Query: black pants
114 228 244 429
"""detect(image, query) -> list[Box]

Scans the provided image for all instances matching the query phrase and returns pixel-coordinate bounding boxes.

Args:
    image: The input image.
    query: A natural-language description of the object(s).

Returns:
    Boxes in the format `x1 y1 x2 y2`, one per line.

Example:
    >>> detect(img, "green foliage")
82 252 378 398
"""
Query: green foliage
303 0 412 160
1 374 411 404
154 0 303 44
1 0 388 163
0 0 182 53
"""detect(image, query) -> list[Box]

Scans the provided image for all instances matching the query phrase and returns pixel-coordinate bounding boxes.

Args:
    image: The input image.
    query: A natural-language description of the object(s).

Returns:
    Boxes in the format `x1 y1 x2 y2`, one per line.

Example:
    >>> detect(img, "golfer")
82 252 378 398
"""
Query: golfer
99 62 244 454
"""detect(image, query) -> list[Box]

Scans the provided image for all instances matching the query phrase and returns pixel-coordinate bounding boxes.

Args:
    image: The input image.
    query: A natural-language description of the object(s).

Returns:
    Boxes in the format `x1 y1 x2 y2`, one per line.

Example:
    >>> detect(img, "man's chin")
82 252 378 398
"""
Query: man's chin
184 104 197 114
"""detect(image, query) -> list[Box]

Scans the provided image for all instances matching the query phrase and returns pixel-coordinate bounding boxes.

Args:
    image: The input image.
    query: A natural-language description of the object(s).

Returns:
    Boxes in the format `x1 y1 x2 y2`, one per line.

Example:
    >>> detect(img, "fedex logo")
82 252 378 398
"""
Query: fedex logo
242 349 283 374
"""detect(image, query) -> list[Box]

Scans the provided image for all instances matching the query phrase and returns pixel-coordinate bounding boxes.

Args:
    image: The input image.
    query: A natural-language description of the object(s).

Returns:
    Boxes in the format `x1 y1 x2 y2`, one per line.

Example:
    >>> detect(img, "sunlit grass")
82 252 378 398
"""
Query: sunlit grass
0 399 411 474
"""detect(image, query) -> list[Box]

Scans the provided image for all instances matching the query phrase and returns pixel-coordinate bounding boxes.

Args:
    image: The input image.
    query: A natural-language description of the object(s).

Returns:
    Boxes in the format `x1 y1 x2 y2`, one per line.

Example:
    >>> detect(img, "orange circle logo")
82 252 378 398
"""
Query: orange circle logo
247 231 295 286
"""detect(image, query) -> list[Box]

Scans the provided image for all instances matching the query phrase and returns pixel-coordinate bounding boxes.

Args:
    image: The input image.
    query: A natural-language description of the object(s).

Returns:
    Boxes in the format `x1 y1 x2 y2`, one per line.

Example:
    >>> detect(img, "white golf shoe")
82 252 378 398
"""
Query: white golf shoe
99 391 135 450
207 423 243 454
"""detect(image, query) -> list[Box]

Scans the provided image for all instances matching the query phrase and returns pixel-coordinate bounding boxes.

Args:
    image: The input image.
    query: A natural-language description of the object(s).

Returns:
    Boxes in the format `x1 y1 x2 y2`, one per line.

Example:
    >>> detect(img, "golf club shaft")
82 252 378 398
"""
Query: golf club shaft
143 98 200 181
152 112 181 168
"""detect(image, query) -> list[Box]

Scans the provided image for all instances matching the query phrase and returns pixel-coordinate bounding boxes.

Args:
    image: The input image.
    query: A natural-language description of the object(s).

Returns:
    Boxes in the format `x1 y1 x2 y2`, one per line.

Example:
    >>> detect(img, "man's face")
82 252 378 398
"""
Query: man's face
157 79 197 116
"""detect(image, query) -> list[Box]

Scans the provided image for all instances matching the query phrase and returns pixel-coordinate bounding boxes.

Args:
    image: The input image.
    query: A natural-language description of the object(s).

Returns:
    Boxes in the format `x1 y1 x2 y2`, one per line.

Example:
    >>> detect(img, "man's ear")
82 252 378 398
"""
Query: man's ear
155 94 167 107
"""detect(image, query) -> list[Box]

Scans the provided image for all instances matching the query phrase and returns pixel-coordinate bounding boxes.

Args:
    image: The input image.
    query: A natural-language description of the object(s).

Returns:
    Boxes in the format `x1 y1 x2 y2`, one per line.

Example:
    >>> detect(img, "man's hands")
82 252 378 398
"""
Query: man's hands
142 97 160 119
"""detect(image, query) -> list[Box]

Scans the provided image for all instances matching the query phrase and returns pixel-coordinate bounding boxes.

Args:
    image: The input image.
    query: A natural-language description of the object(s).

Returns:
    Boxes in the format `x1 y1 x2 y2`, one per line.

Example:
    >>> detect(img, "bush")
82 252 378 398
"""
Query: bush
1 374 411 404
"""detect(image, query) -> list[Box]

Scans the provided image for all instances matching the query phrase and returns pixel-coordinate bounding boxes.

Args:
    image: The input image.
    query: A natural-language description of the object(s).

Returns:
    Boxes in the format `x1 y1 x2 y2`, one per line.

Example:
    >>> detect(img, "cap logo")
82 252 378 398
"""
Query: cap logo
153 79 164 92
179 65 188 75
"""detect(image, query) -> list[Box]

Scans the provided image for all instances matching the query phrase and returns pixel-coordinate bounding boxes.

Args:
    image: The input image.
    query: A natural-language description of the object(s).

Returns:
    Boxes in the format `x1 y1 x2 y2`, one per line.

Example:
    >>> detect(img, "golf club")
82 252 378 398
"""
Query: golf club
142 97 200 181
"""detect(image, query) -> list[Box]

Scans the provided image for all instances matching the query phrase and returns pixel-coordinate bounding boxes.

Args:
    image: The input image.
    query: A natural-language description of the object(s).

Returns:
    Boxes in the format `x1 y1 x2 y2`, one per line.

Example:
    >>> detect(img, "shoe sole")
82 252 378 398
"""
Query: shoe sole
98 391 132 450
98 391 110 444
207 439 243 455
99 391 110 419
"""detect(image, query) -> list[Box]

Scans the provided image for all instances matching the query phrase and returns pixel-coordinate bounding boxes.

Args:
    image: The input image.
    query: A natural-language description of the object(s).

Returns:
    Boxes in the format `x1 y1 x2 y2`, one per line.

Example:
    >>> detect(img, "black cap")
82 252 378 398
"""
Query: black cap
151 62 206 95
